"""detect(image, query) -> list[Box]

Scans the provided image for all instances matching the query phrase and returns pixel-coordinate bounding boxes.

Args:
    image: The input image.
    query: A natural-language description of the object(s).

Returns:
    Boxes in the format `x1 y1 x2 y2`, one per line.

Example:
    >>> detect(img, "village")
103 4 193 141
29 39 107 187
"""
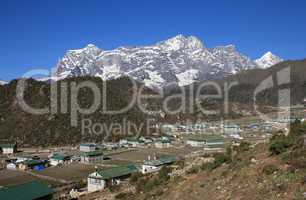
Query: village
0 105 306 199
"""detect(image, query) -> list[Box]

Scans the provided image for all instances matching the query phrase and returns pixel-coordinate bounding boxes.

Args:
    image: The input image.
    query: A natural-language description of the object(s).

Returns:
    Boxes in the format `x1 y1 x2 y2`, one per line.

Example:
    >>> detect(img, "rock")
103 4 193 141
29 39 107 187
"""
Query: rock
251 158 257 164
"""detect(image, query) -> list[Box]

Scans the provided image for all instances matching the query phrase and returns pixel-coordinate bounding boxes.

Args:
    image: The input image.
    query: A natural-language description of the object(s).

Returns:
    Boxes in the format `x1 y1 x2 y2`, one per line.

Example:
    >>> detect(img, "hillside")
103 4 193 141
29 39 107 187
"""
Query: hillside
163 59 306 119
0 59 305 146
0 77 159 146
112 121 306 200
160 144 305 200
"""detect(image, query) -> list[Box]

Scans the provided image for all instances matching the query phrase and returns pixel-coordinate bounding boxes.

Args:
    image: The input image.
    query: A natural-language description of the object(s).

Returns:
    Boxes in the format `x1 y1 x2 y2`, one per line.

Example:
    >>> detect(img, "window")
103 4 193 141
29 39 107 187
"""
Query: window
89 178 101 185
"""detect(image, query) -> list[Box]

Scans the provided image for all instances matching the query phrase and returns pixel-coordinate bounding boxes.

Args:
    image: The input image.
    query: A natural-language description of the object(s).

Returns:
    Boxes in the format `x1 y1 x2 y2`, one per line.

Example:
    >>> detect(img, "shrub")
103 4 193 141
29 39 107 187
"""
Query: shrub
238 141 251 152
200 153 231 171
144 178 161 193
115 192 134 200
129 172 143 184
187 166 200 174
262 164 279 175
175 159 185 169
280 151 291 161
269 135 294 155
158 166 171 182
200 162 217 171
135 178 147 192
213 153 231 167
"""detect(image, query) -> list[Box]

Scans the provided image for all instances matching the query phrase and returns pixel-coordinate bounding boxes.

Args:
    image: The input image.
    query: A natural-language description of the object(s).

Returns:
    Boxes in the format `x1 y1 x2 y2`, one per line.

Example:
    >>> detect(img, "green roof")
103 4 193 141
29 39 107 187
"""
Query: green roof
0 144 16 148
126 137 144 143
92 165 138 180
204 144 225 148
144 155 176 166
0 181 53 200
82 150 103 157
50 154 70 161
206 138 225 144
186 135 224 141
22 159 46 166
187 138 206 142
156 139 171 144
80 143 97 147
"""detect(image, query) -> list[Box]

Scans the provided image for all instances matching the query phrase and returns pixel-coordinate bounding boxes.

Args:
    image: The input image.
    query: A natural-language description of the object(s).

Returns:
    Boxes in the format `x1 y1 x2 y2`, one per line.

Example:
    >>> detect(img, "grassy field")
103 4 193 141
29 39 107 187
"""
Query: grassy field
34 163 97 182
0 169 58 187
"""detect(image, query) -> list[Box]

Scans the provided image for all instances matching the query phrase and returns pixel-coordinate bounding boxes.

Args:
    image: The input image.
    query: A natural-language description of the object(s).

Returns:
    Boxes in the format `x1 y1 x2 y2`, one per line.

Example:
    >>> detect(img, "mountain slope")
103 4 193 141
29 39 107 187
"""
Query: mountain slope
0 77 158 146
54 35 282 89
161 59 306 122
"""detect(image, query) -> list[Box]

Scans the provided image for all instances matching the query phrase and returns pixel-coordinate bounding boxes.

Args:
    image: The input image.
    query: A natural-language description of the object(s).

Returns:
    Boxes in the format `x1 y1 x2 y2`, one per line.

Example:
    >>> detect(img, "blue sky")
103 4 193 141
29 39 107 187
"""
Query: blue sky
1 0 306 81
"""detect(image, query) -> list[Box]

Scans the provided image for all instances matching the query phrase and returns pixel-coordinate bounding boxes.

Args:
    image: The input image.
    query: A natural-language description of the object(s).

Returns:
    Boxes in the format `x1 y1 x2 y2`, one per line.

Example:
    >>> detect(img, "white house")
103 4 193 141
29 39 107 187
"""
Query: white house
230 134 243 140
49 154 71 166
81 151 103 164
142 155 176 174
223 124 240 135
80 143 97 152
0 144 17 154
119 138 144 148
16 157 30 164
88 165 138 192
186 139 206 147
6 163 17 170
204 137 226 150
154 137 171 148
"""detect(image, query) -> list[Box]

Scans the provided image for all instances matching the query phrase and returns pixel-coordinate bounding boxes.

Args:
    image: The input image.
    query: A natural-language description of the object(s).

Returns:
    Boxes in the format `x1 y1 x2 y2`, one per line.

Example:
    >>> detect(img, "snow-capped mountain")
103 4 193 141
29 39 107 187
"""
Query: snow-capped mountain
255 51 283 69
0 80 7 85
54 35 282 89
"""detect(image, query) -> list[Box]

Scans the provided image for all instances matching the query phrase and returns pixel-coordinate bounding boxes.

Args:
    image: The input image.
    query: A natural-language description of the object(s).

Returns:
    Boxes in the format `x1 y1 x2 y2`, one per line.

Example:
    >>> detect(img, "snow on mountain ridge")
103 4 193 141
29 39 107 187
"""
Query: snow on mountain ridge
0 80 8 85
54 35 283 89
255 51 283 69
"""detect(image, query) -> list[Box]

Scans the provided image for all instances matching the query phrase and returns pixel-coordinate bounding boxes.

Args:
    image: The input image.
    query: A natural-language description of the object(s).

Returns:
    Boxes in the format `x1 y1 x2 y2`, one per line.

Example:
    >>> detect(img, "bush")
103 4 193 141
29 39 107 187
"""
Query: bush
201 162 217 171
280 151 291 161
213 153 231 168
158 166 171 182
238 141 251 152
144 178 161 193
200 153 231 171
115 192 134 200
175 159 185 169
135 178 147 192
269 135 294 155
129 172 143 184
262 164 279 175
187 166 200 174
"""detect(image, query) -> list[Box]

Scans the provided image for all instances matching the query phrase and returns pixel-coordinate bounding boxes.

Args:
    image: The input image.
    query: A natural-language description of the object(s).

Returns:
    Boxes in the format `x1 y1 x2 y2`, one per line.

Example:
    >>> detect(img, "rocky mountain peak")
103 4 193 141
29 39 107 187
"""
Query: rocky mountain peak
0 80 7 85
158 34 204 51
255 51 283 69
54 35 283 89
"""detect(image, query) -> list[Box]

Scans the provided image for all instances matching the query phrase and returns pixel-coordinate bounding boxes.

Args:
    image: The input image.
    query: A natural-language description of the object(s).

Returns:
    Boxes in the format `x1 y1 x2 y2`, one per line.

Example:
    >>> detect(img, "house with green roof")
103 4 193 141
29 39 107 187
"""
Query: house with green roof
223 124 241 134
19 159 48 171
186 138 206 147
0 143 17 154
87 164 138 192
186 135 225 148
49 153 71 166
80 143 98 152
154 137 171 148
202 136 226 150
81 150 103 164
142 155 176 174
119 137 145 148
0 181 53 200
